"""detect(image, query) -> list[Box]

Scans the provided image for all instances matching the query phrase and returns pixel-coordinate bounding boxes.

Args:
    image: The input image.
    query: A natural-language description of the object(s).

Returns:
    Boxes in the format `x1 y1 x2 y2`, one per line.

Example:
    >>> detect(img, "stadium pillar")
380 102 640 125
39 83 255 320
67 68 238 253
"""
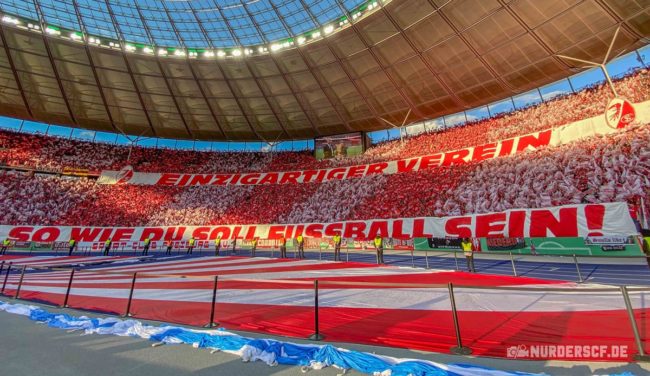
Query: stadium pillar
308 280 324 341
204 275 219 328
14 265 27 299
123 272 137 317
61 268 76 308
447 283 471 355
620 286 650 361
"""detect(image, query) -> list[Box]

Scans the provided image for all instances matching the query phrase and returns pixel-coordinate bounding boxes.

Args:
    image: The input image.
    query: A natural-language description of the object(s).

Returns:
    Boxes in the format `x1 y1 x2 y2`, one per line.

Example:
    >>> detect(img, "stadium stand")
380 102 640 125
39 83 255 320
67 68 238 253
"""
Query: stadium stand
1 70 648 174
1 122 648 226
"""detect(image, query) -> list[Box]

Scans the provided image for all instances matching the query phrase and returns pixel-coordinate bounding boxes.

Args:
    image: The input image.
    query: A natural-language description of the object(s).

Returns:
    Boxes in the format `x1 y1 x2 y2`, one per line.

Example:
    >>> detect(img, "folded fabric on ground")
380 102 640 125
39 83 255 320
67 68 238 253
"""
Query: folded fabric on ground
0 300 545 376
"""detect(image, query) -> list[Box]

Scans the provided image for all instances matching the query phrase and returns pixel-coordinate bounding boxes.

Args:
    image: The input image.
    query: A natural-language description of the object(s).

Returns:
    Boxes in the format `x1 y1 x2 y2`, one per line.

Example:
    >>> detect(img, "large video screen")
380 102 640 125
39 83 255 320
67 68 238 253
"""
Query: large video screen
314 132 365 160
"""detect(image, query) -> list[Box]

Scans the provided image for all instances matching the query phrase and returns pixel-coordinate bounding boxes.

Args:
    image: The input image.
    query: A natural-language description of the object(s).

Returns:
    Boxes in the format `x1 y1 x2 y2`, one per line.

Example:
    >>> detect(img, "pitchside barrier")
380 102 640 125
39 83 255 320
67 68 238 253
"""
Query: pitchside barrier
0 261 648 362
1 239 648 285
5 235 646 256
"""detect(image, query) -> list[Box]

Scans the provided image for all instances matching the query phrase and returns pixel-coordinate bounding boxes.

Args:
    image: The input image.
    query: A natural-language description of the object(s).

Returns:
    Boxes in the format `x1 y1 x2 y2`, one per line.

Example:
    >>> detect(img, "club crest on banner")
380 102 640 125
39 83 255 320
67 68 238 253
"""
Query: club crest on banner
116 165 134 184
605 98 636 129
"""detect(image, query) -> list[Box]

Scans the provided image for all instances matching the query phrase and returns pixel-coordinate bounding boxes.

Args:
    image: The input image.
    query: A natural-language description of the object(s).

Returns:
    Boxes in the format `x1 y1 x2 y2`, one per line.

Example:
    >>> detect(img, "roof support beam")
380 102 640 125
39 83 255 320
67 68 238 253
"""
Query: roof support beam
296 0 384 129
103 0 157 137
180 2 229 140
32 0 77 125
332 0 428 120
154 58 195 139
378 1 465 108
210 1 285 141
429 0 516 93
217 12 291 140
70 0 118 133
0 24 33 118
242 1 322 137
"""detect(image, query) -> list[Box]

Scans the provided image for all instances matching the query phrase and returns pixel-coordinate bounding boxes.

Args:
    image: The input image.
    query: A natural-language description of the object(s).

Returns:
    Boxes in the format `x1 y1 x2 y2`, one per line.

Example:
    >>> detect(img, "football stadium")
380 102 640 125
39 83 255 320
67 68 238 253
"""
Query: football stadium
0 0 649 375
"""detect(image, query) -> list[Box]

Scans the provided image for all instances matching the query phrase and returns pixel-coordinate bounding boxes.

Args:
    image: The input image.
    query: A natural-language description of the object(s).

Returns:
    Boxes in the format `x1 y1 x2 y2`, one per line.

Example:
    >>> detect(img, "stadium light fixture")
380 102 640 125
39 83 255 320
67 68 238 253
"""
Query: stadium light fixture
1 16 19 25
0 0 389 60
45 26 60 36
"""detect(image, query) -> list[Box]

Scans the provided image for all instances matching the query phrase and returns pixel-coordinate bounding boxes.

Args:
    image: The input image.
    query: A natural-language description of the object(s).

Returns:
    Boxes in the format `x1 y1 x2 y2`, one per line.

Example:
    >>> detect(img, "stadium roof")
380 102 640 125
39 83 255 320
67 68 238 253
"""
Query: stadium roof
0 0 648 142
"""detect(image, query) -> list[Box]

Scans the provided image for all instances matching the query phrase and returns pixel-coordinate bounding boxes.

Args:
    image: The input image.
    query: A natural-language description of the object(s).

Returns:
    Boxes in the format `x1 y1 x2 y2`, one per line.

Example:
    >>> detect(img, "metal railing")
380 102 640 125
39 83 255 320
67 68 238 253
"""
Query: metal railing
0 261 649 361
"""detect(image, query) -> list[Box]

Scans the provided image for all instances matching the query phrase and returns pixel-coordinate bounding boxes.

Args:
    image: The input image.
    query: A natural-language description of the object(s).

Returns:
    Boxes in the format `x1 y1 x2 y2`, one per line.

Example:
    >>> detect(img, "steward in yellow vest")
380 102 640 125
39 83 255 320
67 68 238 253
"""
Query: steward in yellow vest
296 235 305 259
461 238 475 272
374 235 384 264
333 235 342 261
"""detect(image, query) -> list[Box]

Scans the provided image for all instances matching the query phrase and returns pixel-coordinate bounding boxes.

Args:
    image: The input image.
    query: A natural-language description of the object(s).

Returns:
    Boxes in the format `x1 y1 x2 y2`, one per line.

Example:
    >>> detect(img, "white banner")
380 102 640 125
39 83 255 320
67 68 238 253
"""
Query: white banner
0 203 637 245
97 101 650 186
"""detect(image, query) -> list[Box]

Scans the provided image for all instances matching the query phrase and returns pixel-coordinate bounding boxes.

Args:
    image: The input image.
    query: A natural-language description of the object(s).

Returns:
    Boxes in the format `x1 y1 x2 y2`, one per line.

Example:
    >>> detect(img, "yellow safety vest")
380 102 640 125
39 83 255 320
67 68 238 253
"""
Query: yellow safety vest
189 239 195 246
461 241 473 256
374 237 382 247
297 236 303 244
5 239 12 246
216 238 221 246
333 235 341 245
69 239 75 246
105 239 111 246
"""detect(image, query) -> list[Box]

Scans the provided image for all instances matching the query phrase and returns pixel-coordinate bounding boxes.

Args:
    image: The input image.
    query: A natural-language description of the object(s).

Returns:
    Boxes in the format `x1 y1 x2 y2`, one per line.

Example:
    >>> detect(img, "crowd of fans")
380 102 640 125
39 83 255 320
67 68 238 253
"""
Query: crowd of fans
1 70 647 175
0 69 648 228
1 122 648 227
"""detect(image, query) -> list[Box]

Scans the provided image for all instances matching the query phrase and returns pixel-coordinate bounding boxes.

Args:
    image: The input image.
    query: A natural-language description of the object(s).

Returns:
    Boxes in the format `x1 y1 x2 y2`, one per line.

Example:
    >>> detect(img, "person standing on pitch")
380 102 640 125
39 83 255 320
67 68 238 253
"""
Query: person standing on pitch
333 234 342 261
142 236 152 256
231 238 237 255
374 235 384 264
103 238 112 256
251 237 258 257
1 238 11 255
186 237 195 255
68 238 77 256
296 234 305 259
461 238 475 272
279 237 287 258
214 236 222 256
165 240 173 255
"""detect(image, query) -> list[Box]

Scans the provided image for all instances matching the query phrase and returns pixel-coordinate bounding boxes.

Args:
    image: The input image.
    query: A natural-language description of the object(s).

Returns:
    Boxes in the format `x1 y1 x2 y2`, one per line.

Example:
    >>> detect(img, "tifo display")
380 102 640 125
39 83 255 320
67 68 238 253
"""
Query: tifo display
0 72 648 238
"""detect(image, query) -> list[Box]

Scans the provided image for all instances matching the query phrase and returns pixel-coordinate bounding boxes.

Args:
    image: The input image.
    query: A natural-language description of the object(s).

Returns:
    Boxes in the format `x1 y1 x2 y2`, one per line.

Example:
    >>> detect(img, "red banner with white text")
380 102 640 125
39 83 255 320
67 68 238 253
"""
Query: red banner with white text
0 203 637 246
96 101 649 186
